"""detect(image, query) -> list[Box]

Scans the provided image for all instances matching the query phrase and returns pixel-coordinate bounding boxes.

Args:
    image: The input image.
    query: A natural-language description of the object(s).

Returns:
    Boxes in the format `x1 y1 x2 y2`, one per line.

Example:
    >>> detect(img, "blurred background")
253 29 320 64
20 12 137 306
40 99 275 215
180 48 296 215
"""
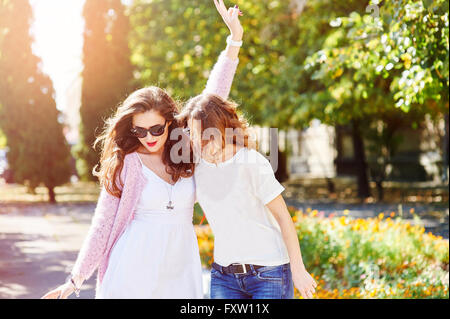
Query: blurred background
0 0 448 299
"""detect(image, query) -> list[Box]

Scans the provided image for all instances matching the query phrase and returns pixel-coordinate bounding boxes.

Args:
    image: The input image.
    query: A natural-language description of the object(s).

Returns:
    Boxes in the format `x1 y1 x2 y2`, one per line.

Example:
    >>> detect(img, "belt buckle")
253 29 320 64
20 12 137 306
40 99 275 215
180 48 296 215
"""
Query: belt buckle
232 263 247 274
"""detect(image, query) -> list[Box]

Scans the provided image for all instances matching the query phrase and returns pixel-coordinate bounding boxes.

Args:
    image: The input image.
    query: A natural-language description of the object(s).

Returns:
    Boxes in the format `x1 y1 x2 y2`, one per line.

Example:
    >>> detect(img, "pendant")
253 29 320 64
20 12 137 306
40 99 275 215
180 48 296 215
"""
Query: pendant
166 201 174 210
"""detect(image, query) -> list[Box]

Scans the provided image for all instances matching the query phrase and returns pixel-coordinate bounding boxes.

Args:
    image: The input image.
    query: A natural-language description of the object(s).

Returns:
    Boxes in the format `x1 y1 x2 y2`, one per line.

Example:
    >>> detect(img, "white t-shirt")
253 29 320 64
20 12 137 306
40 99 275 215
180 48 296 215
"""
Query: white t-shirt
194 147 290 266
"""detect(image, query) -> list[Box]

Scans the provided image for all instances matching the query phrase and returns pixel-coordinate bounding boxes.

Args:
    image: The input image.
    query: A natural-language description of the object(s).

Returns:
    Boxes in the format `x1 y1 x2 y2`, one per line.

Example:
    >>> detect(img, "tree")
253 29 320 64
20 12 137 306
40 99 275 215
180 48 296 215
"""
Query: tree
0 0 72 202
74 0 134 181
129 0 223 99
304 0 449 196
129 0 366 125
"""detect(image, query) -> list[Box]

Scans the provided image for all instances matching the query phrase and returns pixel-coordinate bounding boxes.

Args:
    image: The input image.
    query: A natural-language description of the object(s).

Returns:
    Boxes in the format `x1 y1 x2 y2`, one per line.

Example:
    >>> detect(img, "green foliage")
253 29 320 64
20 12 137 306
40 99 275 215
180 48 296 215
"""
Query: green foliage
305 0 449 115
0 0 72 199
129 0 228 101
74 0 134 181
294 210 449 298
129 0 368 129
129 0 447 127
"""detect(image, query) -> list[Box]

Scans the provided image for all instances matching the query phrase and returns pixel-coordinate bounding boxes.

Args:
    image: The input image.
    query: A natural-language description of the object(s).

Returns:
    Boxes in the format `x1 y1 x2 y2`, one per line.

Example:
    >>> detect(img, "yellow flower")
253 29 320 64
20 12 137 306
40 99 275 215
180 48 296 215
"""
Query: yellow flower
345 240 351 248
372 223 379 232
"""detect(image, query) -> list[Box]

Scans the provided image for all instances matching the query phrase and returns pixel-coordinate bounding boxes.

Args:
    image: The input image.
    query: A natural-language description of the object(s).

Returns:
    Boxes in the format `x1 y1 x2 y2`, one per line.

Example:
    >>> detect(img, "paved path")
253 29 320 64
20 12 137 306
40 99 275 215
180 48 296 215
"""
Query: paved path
0 203 97 299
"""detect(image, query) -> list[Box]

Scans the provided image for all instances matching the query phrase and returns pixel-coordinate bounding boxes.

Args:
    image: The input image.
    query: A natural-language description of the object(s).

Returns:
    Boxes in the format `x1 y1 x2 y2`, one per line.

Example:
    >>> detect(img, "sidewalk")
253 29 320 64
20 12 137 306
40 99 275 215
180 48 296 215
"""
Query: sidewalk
0 203 97 299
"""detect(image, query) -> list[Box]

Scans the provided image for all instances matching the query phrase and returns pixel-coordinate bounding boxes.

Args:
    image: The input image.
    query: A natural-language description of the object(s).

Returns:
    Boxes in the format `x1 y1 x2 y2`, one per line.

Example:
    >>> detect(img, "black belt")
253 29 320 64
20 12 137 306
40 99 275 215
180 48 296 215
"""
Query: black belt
212 262 265 275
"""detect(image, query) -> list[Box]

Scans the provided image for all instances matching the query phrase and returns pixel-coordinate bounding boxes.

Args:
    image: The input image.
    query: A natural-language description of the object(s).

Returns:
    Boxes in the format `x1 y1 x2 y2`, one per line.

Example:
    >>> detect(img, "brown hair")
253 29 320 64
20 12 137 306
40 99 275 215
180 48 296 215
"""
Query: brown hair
177 93 256 150
93 86 194 198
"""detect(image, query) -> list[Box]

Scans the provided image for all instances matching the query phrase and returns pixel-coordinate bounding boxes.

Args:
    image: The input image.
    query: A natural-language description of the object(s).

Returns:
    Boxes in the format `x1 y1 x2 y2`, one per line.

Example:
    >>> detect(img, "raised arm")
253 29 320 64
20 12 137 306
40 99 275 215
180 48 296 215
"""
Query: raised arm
202 0 243 100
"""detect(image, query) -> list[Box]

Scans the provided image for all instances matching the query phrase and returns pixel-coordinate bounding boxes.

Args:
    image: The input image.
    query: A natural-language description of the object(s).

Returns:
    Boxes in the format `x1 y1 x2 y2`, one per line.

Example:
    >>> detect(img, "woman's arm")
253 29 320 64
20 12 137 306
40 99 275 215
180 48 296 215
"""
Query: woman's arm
266 194 318 299
219 1 243 61
69 162 127 287
202 1 243 100
69 185 121 287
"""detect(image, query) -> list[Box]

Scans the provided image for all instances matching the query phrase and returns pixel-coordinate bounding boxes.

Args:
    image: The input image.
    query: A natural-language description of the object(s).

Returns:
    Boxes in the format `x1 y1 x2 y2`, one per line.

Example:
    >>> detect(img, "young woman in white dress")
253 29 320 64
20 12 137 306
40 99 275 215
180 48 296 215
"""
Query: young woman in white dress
41 1 243 299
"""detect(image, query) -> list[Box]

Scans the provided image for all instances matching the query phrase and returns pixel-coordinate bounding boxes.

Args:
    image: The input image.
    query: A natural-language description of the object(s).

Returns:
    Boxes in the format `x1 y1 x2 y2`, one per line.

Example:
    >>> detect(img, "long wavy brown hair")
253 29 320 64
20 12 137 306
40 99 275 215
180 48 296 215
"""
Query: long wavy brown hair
177 93 256 151
93 86 194 198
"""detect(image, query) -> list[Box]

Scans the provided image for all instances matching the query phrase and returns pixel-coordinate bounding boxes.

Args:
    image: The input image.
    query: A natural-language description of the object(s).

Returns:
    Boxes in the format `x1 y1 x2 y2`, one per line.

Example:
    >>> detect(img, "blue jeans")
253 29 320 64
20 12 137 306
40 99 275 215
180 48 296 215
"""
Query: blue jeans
210 262 294 299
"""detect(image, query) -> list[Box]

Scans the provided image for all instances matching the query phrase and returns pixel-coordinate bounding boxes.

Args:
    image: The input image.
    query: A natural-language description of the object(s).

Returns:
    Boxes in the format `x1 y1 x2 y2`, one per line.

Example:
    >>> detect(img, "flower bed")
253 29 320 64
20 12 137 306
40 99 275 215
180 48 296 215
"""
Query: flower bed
194 207 449 299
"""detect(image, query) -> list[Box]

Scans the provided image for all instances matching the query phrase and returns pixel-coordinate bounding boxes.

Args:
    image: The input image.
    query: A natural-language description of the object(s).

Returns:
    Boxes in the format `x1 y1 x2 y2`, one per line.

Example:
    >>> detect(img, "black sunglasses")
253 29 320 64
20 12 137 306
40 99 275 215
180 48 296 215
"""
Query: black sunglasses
130 120 169 138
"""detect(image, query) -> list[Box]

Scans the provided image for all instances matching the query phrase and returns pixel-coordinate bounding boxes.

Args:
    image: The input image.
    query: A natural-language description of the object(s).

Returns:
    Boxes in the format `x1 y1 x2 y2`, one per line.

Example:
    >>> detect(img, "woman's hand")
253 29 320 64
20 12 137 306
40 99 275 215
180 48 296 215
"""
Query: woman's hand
41 282 75 299
292 266 318 299
213 0 243 40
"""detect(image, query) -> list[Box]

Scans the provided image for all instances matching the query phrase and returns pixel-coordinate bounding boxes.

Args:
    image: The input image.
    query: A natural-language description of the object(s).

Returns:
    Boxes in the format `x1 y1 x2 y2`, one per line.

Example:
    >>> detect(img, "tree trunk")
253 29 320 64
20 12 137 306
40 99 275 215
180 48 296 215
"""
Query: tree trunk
275 148 289 183
48 186 56 203
351 119 371 199
326 178 336 194
376 179 384 201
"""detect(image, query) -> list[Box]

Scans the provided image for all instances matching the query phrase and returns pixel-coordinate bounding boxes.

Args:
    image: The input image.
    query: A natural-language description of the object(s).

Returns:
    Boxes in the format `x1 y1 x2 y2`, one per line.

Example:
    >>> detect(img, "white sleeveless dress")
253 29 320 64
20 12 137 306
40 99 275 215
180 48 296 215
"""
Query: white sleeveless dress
96 153 203 298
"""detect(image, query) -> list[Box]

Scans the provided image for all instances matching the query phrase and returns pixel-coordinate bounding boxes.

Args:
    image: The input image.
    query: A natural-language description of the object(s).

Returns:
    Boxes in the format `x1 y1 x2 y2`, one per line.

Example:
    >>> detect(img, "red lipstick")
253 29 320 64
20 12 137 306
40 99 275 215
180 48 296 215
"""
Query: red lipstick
147 141 157 147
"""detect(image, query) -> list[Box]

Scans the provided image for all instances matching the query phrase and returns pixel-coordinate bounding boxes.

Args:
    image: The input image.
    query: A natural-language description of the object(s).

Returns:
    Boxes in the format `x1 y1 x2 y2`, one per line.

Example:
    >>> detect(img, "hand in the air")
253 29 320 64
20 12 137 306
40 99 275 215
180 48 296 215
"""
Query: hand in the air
213 0 244 40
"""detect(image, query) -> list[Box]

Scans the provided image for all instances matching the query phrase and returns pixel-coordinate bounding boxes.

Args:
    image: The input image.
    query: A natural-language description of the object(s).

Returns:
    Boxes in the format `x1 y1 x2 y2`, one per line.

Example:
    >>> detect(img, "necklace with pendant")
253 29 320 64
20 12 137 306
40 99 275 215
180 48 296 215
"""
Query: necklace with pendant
164 182 174 210
139 149 175 210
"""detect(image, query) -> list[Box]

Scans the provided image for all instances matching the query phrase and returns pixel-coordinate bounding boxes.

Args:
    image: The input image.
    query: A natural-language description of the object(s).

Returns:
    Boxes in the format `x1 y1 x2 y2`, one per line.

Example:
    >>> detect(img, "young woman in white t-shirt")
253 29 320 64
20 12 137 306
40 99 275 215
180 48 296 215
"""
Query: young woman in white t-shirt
178 86 317 298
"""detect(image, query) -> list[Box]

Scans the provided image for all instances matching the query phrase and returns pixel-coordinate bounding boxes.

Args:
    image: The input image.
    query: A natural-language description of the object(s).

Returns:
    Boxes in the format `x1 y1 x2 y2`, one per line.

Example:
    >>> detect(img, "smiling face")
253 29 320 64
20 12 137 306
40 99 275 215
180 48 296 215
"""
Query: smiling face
132 110 172 155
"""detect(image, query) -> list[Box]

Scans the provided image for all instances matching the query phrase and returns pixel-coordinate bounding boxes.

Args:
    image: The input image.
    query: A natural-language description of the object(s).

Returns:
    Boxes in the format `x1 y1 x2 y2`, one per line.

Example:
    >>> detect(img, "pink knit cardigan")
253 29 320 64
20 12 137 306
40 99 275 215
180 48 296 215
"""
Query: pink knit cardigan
69 50 239 297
